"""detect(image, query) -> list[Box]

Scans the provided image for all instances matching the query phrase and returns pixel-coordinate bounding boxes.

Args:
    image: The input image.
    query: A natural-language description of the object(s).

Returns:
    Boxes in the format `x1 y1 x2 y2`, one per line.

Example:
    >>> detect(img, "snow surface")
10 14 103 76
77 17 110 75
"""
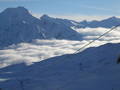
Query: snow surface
0 43 120 90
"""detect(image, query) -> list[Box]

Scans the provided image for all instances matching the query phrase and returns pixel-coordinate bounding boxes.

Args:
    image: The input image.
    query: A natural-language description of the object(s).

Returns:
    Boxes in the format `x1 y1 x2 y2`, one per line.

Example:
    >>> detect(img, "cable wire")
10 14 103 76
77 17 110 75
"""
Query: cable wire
74 24 120 54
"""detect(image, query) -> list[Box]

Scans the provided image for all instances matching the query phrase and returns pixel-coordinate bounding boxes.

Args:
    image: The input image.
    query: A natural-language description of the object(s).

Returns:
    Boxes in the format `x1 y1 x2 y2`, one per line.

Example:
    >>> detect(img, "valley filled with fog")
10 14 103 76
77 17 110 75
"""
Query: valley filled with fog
0 27 120 68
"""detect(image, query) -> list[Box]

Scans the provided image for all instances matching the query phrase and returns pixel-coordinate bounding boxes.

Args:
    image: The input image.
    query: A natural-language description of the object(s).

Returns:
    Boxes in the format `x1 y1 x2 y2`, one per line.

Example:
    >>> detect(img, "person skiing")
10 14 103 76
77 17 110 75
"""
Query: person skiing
117 56 120 64
79 62 83 71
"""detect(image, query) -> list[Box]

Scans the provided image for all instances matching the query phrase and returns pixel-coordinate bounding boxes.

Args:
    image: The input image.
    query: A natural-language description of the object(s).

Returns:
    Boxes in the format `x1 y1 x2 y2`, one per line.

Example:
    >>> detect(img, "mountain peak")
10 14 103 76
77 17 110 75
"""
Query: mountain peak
109 16 117 19
40 14 52 20
15 6 28 12
106 16 119 21
1 6 30 16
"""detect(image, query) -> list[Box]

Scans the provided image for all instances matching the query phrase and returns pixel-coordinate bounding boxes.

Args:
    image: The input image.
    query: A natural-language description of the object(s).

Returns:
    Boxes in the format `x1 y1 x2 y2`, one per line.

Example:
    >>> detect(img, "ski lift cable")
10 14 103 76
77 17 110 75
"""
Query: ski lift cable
73 24 120 54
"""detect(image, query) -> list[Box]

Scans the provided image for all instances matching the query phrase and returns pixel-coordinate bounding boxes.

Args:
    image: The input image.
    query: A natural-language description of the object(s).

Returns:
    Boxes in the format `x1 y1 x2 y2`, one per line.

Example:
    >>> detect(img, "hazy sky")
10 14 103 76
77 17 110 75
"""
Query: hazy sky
0 0 120 20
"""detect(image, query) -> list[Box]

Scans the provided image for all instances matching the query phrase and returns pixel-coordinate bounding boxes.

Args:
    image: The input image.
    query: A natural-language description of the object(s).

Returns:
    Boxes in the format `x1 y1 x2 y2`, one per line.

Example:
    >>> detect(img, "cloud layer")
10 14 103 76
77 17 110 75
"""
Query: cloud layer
0 27 120 68
75 27 120 40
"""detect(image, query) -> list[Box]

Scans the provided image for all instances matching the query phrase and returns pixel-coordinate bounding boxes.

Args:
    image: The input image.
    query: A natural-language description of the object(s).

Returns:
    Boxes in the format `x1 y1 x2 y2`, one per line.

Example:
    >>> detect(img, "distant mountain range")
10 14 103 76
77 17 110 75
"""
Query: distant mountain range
0 6 120 48
0 7 82 48
79 16 120 28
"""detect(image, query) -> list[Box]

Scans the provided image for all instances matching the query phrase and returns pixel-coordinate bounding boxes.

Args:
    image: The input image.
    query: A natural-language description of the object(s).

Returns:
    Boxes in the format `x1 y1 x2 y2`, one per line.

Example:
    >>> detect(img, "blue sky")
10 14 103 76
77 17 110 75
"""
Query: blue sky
0 0 120 20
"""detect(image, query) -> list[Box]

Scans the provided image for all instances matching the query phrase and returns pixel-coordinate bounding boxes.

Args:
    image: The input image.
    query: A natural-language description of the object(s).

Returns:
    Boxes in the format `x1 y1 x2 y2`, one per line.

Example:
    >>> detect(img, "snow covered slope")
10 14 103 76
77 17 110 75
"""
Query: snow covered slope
39 14 82 40
0 43 120 90
0 7 82 48
40 14 79 27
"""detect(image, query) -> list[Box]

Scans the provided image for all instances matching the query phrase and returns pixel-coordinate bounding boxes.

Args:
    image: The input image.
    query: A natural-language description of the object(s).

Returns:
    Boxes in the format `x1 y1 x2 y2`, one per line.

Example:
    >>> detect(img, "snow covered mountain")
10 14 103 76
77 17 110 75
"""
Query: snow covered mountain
40 14 79 27
39 14 82 40
79 16 120 28
0 7 82 48
0 43 120 90
0 7 43 48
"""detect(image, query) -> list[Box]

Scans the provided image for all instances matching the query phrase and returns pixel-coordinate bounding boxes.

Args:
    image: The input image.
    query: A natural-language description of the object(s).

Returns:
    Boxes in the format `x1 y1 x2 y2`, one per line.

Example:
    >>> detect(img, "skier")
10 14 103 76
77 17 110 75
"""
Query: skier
79 62 83 71
117 56 120 64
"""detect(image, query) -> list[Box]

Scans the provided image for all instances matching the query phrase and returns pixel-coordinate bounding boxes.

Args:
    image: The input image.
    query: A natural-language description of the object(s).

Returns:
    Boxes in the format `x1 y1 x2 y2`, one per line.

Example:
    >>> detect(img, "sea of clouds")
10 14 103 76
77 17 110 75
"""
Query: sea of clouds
75 27 120 40
0 27 120 68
